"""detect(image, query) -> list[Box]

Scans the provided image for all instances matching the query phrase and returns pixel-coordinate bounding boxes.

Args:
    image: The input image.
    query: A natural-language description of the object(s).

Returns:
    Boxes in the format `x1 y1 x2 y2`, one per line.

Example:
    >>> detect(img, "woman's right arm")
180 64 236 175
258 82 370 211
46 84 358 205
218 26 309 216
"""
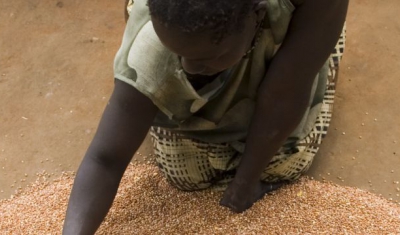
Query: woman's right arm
62 79 158 235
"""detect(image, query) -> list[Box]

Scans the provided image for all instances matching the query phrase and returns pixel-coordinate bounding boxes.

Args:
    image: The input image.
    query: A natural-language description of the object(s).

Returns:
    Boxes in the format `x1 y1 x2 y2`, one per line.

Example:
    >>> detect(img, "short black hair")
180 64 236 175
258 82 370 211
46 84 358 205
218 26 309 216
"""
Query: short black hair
147 0 254 43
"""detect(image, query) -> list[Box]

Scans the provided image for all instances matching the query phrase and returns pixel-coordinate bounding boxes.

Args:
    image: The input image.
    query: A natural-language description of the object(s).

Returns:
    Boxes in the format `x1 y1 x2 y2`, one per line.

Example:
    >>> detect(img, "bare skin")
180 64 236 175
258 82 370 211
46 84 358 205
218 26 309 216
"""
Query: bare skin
63 0 348 233
219 0 349 213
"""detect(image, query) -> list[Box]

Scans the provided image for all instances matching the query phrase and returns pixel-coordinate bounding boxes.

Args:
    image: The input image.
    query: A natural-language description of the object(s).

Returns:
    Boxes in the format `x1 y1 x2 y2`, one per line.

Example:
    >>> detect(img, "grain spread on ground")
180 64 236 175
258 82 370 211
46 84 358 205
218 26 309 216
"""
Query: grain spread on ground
1 162 399 234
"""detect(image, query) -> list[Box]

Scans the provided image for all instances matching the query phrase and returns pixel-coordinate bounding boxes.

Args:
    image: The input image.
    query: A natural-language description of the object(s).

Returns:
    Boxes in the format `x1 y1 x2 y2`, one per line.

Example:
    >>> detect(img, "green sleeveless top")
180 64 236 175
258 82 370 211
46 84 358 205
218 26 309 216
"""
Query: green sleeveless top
114 0 329 147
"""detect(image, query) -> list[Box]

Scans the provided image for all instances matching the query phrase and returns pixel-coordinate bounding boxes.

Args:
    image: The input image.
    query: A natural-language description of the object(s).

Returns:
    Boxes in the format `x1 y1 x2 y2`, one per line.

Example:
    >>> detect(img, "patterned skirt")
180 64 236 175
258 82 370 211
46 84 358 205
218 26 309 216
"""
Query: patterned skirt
150 28 346 191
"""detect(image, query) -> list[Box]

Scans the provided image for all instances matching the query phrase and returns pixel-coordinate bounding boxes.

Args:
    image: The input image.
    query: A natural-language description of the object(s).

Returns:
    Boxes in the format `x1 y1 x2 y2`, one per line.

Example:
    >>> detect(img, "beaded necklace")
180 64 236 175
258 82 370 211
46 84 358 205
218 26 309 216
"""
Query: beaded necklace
243 22 264 58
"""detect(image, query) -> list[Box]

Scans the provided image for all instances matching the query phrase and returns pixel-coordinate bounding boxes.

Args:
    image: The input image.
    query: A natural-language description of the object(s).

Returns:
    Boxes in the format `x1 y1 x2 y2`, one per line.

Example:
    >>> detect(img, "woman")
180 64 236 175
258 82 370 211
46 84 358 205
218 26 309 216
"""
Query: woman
63 0 348 234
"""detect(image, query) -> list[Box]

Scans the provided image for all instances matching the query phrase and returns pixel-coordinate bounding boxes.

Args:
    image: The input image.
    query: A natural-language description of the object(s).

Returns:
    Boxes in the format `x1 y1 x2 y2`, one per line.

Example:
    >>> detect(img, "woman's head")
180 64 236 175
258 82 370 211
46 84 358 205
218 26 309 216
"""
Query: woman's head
148 0 267 75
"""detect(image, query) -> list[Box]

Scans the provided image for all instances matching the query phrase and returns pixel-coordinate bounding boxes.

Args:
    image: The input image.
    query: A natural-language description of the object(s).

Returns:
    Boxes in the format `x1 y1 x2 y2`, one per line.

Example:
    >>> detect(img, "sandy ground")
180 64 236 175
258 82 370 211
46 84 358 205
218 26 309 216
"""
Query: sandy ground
0 0 399 204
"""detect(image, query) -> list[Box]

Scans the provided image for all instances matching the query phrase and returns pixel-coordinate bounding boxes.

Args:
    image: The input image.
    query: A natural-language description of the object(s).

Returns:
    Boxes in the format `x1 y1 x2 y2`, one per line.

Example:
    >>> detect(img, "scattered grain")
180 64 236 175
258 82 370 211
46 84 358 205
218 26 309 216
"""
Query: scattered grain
1 163 399 234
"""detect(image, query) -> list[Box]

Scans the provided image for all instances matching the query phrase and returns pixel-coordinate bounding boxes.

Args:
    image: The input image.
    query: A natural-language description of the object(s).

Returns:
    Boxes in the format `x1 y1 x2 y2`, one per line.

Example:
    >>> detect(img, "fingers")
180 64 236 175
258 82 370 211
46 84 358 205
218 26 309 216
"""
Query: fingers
256 181 287 200
264 181 287 193
219 188 253 213
219 181 288 213
219 198 250 213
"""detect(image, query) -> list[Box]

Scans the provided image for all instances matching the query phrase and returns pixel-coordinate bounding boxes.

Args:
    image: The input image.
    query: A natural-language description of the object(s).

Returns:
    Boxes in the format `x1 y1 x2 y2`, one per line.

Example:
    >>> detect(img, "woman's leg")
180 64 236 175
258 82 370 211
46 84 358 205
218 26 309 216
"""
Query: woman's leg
150 127 224 191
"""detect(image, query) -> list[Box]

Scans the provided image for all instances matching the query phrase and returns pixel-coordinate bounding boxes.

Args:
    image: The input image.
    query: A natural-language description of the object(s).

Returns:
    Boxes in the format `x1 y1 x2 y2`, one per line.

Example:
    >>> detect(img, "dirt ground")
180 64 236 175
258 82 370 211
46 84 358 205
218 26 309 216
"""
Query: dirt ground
1 0 399 204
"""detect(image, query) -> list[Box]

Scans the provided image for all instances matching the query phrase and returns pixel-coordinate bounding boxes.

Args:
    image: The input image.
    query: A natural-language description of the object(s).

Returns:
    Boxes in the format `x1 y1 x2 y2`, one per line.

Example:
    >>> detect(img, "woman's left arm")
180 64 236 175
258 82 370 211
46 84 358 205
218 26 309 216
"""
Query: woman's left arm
220 0 349 213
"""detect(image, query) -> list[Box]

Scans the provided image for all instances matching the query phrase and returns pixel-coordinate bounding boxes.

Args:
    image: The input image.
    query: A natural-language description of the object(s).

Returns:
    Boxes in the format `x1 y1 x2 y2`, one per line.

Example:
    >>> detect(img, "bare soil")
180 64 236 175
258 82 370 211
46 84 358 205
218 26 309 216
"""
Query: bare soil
1 0 400 203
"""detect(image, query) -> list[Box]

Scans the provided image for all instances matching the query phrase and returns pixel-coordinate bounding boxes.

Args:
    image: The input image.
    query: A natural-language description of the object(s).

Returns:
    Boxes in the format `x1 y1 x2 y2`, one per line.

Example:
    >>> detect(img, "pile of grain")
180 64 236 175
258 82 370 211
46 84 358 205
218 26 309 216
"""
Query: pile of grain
1 162 399 234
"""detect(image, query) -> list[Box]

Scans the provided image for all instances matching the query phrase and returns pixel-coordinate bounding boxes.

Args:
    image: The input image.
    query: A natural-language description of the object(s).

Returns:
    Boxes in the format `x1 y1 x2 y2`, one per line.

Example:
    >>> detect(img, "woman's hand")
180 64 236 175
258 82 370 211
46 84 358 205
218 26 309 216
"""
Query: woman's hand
220 179 286 213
